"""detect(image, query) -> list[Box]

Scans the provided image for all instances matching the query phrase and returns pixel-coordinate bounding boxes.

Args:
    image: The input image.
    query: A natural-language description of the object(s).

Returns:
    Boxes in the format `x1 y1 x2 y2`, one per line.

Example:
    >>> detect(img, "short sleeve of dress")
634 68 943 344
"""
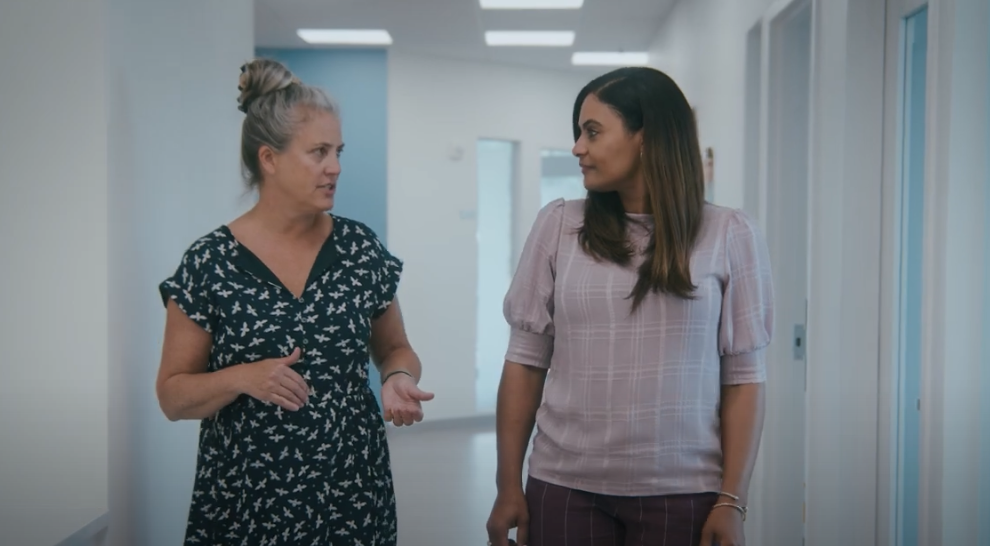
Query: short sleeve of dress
718 209 775 385
370 234 404 320
502 198 566 369
158 239 217 333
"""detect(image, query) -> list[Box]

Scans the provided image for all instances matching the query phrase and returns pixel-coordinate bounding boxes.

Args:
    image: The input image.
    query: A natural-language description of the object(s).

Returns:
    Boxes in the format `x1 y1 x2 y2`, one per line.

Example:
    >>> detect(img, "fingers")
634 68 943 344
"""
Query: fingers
386 411 423 427
274 348 309 402
280 347 302 365
699 527 715 546
382 383 430 426
382 402 423 426
273 385 305 409
281 370 310 403
516 518 529 546
269 392 301 412
411 387 435 401
388 410 417 427
485 521 509 546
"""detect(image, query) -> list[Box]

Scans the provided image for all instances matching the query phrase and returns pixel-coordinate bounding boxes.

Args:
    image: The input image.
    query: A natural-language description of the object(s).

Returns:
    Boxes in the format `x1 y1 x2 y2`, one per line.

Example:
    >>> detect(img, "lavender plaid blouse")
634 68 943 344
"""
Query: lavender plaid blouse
504 198 774 496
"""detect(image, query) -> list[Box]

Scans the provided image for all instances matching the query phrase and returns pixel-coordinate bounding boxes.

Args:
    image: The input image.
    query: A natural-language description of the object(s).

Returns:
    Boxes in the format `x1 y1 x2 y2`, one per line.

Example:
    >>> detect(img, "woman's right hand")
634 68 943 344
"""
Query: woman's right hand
486 488 529 546
238 347 309 411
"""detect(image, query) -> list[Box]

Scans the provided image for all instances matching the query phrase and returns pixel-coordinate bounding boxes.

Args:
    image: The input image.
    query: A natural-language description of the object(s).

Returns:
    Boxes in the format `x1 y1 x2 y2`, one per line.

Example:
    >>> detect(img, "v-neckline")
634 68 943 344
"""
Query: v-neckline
220 216 338 301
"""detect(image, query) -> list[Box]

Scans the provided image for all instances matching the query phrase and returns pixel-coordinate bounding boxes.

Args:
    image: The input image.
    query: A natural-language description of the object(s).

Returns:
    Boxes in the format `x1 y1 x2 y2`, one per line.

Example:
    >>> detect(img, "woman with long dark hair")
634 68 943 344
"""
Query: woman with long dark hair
486 67 773 546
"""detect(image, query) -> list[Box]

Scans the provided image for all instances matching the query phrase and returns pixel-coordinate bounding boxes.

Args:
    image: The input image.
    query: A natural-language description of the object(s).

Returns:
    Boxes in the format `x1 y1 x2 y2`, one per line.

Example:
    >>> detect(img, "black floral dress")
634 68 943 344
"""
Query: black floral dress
158 214 401 546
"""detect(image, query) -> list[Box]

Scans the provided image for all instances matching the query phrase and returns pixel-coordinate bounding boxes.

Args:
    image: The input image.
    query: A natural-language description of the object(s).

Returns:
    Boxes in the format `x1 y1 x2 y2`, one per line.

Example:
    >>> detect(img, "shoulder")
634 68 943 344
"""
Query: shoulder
331 215 382 245
702 203 762 240
330 214 400 262
174 227 231 273
534 198 584 231
541 197 584 217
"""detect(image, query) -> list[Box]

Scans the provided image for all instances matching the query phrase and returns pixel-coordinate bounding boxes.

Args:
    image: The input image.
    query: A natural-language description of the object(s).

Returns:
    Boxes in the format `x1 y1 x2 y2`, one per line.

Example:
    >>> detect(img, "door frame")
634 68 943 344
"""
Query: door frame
878 2 930 545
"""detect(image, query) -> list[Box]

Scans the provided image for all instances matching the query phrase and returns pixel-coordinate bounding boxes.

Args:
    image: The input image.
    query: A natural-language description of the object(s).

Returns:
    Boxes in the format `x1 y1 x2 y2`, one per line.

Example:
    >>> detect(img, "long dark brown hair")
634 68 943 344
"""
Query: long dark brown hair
573 67 705 310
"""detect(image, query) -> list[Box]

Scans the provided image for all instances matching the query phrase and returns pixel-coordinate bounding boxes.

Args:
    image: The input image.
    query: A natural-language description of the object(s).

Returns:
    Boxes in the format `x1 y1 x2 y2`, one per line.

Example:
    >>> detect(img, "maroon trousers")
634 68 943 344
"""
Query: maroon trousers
524 476 718 546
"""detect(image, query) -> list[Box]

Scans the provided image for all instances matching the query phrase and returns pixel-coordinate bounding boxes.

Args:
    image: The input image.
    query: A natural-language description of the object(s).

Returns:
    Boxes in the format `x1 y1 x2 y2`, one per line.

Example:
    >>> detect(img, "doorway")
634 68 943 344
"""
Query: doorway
539 148 584 206
475 139 517 413
893 8 928 546
759 1 813 545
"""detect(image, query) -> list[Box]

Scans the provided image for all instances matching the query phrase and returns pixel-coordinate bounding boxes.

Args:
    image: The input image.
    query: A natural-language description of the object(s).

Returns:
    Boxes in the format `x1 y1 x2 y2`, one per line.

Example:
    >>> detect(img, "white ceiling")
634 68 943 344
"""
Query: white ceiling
254 0 678 74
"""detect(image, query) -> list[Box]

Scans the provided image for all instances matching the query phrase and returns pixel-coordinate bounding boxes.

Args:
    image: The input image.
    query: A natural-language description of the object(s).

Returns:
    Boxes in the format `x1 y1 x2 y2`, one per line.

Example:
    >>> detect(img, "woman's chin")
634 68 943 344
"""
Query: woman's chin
584 182 615 194
315 197 334 212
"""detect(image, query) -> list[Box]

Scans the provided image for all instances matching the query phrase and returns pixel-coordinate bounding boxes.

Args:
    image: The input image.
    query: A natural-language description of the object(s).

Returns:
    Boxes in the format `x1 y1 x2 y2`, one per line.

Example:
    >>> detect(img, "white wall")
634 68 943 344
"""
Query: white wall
0 2 109 545
921 0 990 543
647 0 784 211
387 52 591 420
649 1 888 546
105 1 253 545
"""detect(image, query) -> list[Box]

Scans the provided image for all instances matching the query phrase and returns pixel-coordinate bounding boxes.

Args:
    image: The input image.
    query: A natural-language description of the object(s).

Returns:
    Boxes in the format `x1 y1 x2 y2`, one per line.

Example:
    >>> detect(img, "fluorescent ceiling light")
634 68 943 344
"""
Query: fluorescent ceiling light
296 29 393 45
485 31 575 47
571 51 649 66
480 0 583 9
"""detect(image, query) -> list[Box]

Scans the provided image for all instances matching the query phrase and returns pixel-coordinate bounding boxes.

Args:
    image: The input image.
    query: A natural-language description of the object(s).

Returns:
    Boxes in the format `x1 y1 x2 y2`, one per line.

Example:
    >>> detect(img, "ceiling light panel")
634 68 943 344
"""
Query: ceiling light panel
296 29 393 45
480 0 583 9
485 31 575 46
571 51 650 66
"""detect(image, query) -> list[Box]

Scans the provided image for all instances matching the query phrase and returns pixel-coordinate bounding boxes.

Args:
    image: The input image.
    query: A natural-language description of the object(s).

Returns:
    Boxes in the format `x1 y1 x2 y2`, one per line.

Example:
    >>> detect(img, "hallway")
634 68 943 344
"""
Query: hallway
1 0 988 545
388 418 513 545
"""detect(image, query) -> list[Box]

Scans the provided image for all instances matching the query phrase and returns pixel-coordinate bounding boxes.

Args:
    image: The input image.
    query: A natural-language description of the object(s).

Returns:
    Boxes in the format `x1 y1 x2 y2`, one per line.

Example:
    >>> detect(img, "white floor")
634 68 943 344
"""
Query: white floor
387 416 527 545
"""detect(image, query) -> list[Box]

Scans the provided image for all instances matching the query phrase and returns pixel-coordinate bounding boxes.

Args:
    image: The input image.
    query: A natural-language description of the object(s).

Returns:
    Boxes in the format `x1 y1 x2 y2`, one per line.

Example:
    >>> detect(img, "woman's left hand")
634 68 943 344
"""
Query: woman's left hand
381 373 435 426
700 505 745 546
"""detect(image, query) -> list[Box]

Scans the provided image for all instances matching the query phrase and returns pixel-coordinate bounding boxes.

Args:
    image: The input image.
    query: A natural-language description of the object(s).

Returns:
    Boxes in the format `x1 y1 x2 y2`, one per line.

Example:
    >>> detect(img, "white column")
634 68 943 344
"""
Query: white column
922 0 990 544
105 2 253 545
0 2 109 545
805 0 887 544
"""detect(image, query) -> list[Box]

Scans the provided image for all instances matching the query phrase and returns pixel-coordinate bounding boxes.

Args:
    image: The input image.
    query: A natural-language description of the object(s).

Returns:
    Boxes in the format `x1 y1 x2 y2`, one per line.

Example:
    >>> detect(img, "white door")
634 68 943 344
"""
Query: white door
475 139 517 413
744 1 813 545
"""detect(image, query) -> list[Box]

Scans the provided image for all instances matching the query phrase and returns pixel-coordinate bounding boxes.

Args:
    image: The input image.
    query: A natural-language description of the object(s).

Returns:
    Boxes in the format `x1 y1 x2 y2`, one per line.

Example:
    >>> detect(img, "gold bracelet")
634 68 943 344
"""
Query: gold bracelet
712 502 747 522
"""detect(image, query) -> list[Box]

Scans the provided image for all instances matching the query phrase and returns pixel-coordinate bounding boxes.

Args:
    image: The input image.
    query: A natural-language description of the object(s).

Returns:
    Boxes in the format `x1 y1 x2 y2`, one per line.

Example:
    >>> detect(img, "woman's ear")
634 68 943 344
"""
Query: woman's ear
258 145 277 178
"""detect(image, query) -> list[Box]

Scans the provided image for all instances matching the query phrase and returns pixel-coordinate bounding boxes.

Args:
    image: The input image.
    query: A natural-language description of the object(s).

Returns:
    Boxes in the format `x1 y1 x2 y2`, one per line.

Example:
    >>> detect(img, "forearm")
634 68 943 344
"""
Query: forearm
496 362 546 492
375 347 422 383
158 365 245 421
719 382 766 504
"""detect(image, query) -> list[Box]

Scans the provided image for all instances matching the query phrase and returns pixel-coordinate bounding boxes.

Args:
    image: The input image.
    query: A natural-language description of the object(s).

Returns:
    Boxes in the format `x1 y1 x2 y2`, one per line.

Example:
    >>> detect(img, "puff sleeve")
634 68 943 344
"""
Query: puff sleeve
502 198 565 369
718 209 775 384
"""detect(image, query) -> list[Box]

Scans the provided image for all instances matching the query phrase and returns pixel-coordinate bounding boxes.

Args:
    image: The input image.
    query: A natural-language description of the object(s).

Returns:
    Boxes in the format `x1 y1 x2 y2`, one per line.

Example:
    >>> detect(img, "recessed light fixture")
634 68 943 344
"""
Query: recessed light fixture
485 31 575 47
480 0 583 9
571 51 650 66
296 29 393 46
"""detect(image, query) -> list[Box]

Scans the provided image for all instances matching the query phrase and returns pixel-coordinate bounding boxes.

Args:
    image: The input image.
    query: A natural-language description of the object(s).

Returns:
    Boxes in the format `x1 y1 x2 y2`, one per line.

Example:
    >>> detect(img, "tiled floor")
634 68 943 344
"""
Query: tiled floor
386 416 529 545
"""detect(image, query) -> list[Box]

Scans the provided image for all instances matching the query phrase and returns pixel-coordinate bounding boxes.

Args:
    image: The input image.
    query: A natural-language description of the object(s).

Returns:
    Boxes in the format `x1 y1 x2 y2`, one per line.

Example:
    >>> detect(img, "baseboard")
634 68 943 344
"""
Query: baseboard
54 512 108 546
384 413 495 435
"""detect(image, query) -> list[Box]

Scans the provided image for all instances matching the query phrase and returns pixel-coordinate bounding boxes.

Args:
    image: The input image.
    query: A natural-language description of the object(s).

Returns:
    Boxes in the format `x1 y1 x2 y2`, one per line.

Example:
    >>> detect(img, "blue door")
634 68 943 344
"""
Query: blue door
896 7 927 546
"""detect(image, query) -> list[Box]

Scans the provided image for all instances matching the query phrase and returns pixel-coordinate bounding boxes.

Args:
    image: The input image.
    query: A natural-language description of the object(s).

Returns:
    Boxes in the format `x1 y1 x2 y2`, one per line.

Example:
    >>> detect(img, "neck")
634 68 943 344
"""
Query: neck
618 175 649 214
250 188 325 238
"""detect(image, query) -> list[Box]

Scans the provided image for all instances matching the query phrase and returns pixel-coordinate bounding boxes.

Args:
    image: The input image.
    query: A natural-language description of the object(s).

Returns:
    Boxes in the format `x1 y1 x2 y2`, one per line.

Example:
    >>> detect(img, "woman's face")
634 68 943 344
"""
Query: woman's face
572 93 643 194
261 108 343 212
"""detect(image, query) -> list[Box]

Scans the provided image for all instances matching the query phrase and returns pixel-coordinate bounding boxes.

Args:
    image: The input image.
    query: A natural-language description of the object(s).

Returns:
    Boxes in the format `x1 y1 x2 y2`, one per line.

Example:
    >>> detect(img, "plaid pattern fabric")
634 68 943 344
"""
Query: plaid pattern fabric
504 199 774 496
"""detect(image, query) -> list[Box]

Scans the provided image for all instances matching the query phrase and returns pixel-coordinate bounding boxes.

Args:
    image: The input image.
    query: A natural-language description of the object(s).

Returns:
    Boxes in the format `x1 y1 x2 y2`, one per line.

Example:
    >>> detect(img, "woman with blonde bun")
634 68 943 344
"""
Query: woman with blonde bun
155 58 433 546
